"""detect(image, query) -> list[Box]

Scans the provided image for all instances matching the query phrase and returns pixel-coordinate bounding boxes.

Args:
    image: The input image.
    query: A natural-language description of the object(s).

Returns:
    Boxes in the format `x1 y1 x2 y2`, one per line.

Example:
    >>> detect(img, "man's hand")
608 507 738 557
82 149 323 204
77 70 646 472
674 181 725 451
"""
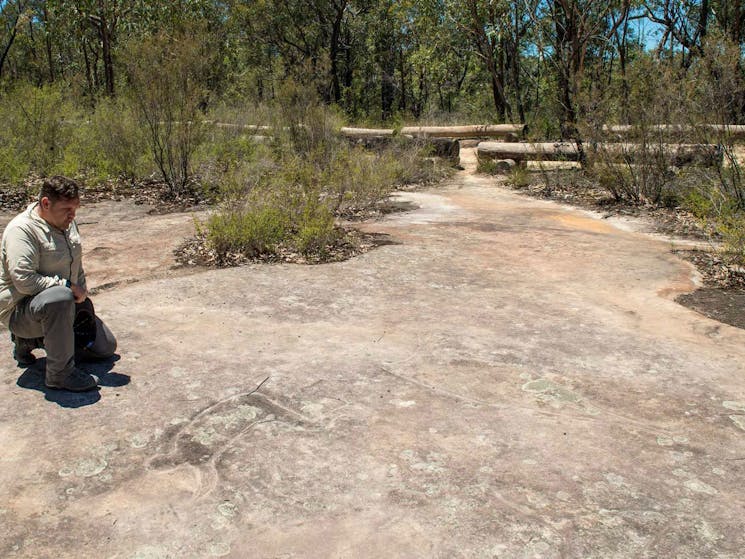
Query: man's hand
70 283 88 303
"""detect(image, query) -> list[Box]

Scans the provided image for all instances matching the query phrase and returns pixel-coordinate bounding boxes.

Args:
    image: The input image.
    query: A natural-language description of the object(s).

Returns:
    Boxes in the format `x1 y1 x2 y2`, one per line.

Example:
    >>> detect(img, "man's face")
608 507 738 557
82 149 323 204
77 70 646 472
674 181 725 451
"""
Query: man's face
40 196 80 230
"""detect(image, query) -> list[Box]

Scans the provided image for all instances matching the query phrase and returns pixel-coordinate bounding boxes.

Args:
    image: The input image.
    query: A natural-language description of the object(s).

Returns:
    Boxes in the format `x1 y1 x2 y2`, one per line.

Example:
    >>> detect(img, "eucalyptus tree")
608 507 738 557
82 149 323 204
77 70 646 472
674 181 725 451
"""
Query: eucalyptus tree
402 0 472 116
0 0 27 79
644 0 713 68
73 0 138 96
531 0 631 137
457 0 511 121
711 0 744 45
444 0 537 122
227 0 359 105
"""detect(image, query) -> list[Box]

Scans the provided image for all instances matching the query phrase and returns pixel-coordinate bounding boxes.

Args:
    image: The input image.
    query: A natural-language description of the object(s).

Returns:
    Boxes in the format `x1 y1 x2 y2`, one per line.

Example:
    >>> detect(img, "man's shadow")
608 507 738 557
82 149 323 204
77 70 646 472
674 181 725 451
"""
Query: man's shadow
16 355 129 408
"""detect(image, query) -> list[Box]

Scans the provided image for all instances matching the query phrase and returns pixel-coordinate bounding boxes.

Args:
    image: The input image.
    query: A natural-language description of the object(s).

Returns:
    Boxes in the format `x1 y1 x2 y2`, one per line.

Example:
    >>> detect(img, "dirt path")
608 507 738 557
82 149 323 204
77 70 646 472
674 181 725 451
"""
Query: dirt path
2 153 745 558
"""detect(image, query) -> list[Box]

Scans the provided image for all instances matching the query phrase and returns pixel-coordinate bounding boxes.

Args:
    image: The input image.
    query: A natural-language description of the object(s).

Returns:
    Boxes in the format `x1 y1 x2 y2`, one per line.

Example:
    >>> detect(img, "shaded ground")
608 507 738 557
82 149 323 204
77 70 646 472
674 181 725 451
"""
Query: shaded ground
672 250 745 330
2 148 745 558
677 287 745 330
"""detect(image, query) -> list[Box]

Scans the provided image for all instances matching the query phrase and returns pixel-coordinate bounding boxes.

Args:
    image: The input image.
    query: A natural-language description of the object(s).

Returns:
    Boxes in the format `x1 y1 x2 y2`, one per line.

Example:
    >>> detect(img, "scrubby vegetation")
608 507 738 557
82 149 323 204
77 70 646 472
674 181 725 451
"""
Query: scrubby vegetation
0 77 450 264
1 1 744 265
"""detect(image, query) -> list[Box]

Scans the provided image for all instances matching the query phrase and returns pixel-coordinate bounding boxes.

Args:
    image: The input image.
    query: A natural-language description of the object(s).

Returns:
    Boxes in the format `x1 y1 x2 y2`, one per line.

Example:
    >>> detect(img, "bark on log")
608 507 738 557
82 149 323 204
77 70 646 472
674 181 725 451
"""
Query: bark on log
477 142 581 161
401 124 526 139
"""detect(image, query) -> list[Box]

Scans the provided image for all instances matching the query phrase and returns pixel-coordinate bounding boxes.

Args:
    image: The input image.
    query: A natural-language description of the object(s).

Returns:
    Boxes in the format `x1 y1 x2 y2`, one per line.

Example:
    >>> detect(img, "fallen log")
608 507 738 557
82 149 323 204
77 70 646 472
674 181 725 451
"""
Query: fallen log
202 121 273 132
340 127 395 138
592 142 722 167
603 124 745 141
477 142 722 167
706 124 745 139
401 124 526 139
477 142 581 162
341 129 459 162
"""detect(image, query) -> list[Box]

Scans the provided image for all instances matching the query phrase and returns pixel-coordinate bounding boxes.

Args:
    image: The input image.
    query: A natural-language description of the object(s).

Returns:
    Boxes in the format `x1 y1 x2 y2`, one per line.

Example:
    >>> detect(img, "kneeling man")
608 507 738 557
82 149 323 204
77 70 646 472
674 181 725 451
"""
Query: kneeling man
0 176 116 392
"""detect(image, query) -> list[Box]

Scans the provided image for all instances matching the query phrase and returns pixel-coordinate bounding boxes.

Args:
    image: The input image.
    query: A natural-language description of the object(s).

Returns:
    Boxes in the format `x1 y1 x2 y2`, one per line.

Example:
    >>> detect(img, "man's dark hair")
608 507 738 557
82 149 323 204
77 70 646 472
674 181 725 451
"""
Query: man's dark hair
39 176 79 203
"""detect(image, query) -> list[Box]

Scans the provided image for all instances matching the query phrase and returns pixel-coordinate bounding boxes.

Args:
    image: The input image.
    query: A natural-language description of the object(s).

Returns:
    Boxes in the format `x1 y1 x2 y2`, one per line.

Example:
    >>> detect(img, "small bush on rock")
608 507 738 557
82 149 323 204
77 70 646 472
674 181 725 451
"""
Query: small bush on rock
206 206 289 258
198 93 451 264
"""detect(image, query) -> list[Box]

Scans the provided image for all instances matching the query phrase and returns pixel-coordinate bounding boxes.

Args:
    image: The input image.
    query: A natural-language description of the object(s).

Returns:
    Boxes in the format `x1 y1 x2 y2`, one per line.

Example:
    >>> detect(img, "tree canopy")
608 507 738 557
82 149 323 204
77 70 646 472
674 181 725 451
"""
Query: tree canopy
0 0 743 131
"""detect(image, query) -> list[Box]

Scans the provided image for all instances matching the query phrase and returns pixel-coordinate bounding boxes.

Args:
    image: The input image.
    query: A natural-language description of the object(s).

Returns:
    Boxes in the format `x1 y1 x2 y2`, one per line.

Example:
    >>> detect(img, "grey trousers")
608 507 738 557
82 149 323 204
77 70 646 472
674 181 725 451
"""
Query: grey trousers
9 286 117 383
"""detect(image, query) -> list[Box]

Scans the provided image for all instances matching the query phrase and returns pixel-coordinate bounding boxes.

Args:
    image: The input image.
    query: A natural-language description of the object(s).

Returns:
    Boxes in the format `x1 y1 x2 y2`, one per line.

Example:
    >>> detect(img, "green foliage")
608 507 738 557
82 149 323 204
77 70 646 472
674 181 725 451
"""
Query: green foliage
199 99 448 262
507 165 531 188
0 83 72 179
123 27 215 195
681 184 715 219
206 206 289 258
0 144 29 186
87 98 150 179
680 157 745 266
477 159 500 175
295 203 338 256
588 156 679 206
717 210 745 267
57 97 149 181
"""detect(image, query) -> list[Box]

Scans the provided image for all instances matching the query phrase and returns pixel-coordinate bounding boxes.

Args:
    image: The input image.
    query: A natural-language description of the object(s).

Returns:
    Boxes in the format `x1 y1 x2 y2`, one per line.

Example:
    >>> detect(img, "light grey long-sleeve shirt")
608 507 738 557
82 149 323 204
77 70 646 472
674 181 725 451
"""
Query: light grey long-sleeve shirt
0 202 86 326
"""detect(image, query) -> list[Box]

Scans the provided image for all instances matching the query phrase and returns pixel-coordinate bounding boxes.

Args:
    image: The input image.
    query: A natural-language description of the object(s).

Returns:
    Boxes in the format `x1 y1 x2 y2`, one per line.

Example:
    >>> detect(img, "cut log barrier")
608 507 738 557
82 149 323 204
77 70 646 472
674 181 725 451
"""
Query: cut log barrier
602 124 745 141
477 142 581 163
339 127 459 162
400 124 526 140
339 127 394 138
339 127 399 150
477 142 722 168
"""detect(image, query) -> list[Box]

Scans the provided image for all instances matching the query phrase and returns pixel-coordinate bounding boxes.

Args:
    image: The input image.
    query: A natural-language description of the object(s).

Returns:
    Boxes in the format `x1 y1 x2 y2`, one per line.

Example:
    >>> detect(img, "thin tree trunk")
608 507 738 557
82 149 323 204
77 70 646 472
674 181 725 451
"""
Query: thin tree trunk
101 25 114 96
379 34 395 120
329 0 346 104
0 23 18 79
95 0 115 97
414 67 426 117
381 57 395 120
82 38 94 96
40 5 55 82
398 47 406 113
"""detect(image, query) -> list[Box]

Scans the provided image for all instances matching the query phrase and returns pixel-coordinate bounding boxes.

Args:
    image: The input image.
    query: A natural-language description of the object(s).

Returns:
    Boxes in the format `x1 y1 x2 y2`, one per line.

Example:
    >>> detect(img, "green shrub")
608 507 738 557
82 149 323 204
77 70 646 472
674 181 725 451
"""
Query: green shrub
507 165 531 188
477 159 501 175
123 28 214 196
717 209 745 267
88 97 150 179
198 128 259 172
206 206 289 258
200 96 452 263
0 83 72 179
586 143 682 205
269 79 343 157
681 158 745 266
0 144 29 186
295 203 337 255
